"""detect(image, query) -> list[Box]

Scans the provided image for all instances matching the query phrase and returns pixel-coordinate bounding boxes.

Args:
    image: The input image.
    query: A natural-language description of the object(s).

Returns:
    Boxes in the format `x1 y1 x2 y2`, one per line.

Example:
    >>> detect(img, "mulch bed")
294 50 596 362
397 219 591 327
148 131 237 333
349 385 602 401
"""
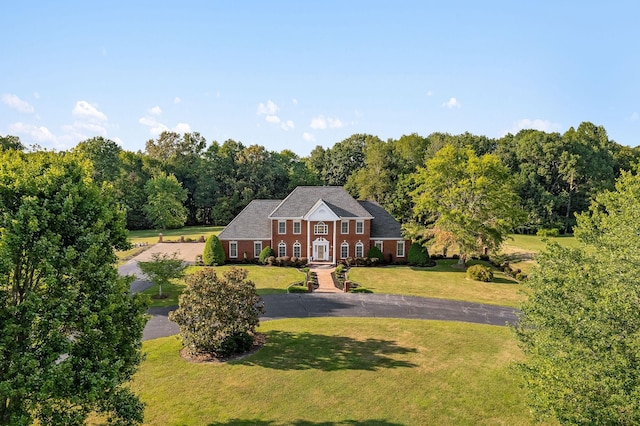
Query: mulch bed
179 333 266 363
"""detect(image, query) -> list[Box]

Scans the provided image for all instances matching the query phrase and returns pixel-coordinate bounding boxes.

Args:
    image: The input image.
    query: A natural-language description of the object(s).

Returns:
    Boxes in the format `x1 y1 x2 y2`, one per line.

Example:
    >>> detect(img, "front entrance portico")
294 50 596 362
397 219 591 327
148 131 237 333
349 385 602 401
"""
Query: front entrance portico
312 238 330 262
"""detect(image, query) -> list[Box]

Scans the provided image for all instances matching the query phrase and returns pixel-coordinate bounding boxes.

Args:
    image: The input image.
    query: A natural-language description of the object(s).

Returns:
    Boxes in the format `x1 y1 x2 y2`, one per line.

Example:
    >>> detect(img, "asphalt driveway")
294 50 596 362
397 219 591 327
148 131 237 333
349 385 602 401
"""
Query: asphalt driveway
143 294 519 340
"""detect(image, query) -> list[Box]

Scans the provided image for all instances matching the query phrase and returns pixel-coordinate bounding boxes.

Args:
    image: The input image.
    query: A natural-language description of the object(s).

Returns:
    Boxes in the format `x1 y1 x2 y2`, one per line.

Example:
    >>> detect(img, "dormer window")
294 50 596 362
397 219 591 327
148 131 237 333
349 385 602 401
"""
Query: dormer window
314 221 328 235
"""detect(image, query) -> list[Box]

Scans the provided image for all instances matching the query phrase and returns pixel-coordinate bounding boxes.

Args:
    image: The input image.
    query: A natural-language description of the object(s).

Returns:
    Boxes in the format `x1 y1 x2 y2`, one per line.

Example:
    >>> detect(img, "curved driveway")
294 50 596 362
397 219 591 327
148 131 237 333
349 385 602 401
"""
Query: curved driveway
143 293 519 341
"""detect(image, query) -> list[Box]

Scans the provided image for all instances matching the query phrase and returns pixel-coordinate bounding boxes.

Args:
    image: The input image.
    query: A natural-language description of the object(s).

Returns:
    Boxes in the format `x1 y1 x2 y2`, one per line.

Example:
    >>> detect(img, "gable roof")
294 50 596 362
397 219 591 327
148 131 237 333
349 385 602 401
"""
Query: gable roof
359 200 403 239
269 186 373 219
217 199 282 240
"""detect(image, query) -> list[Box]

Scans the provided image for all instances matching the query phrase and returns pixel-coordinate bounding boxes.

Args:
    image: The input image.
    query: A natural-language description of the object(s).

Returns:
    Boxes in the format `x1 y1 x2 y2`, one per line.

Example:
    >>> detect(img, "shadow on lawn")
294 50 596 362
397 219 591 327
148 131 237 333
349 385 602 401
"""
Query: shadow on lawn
239 331 417 371
208 419 405 425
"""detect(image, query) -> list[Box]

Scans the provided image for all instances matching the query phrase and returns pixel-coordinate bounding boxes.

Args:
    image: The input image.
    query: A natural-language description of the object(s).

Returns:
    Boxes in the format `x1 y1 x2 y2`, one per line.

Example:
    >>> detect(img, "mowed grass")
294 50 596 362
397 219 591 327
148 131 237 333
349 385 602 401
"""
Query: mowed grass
131 318 554 426
499 234 580 275
347 260 524 308
141 265 305 307
127 225 223 245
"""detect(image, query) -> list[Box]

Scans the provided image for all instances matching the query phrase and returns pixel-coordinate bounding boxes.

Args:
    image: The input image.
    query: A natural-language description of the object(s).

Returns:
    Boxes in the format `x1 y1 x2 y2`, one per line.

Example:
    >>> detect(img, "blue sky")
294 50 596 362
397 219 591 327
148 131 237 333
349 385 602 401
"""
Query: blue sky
1 1 638 156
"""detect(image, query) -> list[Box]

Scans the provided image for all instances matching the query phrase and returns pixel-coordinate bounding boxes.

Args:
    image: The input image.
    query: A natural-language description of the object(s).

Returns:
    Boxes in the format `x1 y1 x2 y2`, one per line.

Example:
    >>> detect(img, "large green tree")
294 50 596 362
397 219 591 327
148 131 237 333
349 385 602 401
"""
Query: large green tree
0 151 147 425
411 144 522 262
143 172 188 229
515 171 640 424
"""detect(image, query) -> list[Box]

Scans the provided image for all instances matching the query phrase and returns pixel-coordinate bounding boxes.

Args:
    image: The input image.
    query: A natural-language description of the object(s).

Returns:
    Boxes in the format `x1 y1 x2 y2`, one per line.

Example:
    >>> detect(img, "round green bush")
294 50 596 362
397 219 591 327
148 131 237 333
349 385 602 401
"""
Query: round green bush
408 242 433 267
466 264 494 282
367 246 384 262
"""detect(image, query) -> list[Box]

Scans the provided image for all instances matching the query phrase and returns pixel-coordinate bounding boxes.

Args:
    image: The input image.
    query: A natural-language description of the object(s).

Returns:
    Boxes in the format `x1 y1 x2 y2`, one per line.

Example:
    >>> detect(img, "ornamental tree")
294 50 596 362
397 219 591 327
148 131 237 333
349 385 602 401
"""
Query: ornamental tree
137 251 186 298
169 267 264 358
515 170 640 424
0 150 148 425
202 234 225 266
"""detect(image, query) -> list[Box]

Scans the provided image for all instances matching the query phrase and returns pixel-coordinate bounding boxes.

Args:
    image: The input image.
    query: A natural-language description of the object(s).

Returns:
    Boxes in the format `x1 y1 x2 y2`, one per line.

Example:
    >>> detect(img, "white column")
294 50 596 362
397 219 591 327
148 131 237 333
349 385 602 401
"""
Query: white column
307 220 311 260
332 220 337 265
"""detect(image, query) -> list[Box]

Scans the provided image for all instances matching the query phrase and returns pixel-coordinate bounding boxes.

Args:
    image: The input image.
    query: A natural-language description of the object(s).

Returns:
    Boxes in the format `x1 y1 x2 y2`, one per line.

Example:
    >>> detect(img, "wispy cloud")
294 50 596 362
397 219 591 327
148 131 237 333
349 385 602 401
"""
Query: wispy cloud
303 132 316 142
442 97 461 109
502 118 562 136
257 100 294 130
138 113 191 136
310 115 344 130
174 97 182 104
9 122 56 143
257 100 279 116
2 94 35 113
72 101 107 122
149 105 162 115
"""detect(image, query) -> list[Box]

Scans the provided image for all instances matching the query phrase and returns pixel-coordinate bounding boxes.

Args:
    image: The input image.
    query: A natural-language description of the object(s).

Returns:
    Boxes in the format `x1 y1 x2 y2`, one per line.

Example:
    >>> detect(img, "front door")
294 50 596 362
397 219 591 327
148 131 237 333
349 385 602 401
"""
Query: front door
313 239 329 261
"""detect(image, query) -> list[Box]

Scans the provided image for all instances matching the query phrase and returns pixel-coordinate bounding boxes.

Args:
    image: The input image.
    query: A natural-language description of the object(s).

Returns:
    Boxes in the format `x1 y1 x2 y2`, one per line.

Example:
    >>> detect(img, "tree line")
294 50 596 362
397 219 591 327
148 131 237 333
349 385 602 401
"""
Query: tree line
1 121 637 233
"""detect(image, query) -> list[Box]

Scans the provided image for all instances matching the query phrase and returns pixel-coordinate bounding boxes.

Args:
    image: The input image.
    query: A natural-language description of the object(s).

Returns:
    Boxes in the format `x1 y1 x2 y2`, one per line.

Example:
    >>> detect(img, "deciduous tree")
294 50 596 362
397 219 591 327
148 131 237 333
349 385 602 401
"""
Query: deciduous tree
411 144 522 263
0 150 147 425
515 170 640 424
143 172 188 229
137 252 186 298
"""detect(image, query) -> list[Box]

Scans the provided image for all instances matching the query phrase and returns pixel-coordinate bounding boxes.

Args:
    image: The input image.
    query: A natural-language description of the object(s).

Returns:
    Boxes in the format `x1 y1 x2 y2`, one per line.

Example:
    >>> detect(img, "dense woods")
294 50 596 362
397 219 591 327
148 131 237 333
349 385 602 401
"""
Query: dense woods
1 121 637 234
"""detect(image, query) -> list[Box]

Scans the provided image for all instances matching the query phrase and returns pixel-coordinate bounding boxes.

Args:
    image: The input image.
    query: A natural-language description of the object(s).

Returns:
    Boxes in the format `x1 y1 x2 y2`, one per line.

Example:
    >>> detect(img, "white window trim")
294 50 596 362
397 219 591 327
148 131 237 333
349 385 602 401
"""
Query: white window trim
340 241 349 259
293 241 301 258
278 220 286 235
254 241 262 258
375 241 383 252
229 241 238 258
293 220 301 235
396 241 405 257
341 220 349 234
356 220 364 234
314 221 328 235
355 241 364 258
278 241 287 257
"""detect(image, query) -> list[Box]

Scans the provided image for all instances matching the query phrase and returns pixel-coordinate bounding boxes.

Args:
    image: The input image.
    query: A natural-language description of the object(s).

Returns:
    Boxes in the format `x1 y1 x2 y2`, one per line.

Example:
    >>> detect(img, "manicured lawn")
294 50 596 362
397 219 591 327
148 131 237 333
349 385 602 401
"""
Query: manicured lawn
141 265 306 307
127 225 223 245
131 318 554 425
347 260 524 308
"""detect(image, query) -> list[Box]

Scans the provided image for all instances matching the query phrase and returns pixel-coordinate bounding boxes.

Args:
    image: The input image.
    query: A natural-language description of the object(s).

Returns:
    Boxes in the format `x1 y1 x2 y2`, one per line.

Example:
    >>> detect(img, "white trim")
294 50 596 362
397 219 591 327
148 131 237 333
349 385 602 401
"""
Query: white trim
293 220 301 234
278 241 287 257
340 241 349 259
356 220 364 234
229 241 238 258
278 220 286 234
355 241 364 257
341 220 349 234
254 241 262 258
293 241 301 258
396 241 406 257
314 221 328 235
303 199 340 221
374 240 383 252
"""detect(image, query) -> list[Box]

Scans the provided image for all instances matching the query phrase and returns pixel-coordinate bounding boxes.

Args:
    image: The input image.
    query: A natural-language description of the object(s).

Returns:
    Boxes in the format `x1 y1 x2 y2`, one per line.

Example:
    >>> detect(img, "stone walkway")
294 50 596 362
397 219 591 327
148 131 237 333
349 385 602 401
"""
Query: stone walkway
309 264 342 293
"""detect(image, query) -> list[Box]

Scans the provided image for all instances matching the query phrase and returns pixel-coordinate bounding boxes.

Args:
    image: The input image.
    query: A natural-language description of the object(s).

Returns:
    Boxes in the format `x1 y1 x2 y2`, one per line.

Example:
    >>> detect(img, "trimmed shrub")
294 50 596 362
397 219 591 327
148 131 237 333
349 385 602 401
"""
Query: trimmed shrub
259 246 275 264
350 287 373 293
203 235 225 266
288 283 308 293
367 246 384 262
408 242 432 267
467 264 494 282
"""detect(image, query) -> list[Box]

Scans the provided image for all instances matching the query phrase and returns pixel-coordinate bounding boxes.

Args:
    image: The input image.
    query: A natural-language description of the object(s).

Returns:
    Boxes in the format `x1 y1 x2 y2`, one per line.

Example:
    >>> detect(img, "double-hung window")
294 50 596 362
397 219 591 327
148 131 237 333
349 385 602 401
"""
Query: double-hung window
254 241 262 258
293 220 301 234
278 241 287 257
355 242 364 258
396 241 405 257
356 220 364 234
293 242 301 258
229 241 238 258
278 220 286 234
340 242 349 259
341 220 349 234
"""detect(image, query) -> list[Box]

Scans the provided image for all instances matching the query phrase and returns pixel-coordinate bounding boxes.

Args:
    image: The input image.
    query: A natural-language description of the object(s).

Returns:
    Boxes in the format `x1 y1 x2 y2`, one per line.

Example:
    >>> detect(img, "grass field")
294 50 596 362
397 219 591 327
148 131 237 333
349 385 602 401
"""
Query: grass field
347 260 524 308
127 225 223 245
131 318 555 426
141 265 306 307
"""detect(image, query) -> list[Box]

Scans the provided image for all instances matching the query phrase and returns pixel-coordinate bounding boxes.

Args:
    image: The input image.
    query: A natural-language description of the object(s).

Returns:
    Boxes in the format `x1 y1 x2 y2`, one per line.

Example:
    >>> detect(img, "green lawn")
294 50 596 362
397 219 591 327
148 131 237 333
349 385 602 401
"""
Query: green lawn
127 225 223 245
347 260 524 308
130 318 554 425
141 265 306 307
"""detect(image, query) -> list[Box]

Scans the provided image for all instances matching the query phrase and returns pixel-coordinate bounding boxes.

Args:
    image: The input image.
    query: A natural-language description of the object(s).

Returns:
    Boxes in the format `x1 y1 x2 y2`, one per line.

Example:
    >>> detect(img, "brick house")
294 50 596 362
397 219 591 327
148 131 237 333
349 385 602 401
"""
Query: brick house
217 186 411 264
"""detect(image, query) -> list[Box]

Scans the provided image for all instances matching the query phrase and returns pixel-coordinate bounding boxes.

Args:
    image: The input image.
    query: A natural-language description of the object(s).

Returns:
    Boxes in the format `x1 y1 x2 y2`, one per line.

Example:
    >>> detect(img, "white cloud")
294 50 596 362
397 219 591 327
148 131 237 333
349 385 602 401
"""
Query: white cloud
426 90 433 97
174 97 182 104
281 120 295 131
310 116 327 130
138 115 191 136
631 112 639 122
9 122 56 143
2 94 35 113
149 105 162 115
72 100 107 121
174 122 192 133
310 115 343 130
257 100 279 116
265 115 281 124
303 132 316 142
503 118 562 136
292 98 298 105
33 92 40 99
443 97 461 109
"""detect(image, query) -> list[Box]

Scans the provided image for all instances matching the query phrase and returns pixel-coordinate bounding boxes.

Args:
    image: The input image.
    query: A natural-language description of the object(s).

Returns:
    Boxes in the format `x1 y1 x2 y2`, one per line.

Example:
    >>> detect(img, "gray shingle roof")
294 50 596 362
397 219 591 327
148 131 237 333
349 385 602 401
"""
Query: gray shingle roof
359 200 403 239
269 186 373 219
218 200 282 240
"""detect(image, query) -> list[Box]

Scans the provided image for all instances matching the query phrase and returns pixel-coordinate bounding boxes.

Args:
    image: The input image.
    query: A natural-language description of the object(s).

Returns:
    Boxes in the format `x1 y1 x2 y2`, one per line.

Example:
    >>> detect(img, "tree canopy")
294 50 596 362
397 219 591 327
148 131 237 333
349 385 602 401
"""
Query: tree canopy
410 144 523 262
515 170 640 424
0 150 147 425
